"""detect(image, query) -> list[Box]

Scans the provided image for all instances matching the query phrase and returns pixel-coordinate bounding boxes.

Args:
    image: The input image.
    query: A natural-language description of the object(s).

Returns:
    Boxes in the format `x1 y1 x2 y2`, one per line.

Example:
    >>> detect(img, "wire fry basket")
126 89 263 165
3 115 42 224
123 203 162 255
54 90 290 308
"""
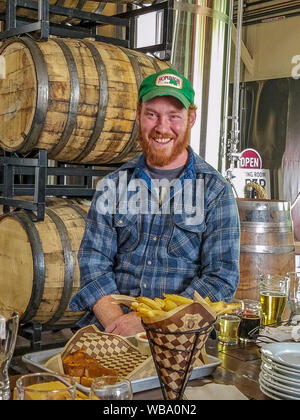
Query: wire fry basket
143 321 215 400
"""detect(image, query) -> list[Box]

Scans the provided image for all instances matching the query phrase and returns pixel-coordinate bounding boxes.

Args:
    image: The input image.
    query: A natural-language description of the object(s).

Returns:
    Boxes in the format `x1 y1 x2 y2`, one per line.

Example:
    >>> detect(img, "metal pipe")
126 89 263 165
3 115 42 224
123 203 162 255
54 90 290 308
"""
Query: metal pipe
170 1 232 170
220 0 234 175
227 0 244 172
232 0 243 137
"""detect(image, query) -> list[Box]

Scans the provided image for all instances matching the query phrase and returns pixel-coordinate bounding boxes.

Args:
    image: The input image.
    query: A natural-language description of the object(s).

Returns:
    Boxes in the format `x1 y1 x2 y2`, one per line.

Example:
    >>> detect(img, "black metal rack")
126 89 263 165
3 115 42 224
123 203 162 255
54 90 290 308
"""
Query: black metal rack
15 322 74 355
0 0 174 59
0 149 121 221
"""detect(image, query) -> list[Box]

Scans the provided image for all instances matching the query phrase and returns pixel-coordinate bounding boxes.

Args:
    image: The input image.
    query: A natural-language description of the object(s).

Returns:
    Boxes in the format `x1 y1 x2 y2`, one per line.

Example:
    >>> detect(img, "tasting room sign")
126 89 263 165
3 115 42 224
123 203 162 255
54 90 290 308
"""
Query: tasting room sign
230 149 271 198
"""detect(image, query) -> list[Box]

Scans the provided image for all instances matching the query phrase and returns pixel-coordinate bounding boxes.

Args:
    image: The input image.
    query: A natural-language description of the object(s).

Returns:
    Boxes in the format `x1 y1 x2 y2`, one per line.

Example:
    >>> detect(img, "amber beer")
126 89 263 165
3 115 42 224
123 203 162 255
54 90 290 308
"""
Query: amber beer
260 292 287 325
218 314 241 345
238 315 261 342
259 274 289 326
237 299 262 342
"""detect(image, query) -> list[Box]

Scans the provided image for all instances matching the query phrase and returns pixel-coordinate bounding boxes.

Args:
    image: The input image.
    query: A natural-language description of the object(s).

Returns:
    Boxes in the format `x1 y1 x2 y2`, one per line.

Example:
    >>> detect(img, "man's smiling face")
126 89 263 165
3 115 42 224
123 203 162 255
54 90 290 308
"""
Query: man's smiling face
137 96 196 168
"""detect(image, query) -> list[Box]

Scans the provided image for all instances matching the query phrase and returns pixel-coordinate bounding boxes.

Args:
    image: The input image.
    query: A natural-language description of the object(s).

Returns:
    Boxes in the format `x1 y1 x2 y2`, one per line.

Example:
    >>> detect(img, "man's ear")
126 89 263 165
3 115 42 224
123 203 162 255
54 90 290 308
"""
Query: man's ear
189 109 197 128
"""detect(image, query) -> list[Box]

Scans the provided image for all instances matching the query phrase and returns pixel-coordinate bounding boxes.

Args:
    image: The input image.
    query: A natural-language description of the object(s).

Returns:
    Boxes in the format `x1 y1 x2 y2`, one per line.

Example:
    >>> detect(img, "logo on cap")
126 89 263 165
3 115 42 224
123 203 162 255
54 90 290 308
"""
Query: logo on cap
156 74 183 90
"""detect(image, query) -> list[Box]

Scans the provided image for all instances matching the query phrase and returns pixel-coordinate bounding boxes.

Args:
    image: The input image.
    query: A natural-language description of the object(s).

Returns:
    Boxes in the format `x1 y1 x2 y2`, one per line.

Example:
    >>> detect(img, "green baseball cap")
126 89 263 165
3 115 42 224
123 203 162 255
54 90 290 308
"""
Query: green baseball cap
138 68 195 109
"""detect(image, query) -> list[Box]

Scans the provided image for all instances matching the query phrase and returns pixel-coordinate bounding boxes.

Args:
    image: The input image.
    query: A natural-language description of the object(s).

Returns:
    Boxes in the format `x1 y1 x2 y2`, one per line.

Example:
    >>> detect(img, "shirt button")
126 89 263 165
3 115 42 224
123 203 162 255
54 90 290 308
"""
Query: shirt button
144 283 147 288
147 260 152 265
153 236 158 241
118 220 123 225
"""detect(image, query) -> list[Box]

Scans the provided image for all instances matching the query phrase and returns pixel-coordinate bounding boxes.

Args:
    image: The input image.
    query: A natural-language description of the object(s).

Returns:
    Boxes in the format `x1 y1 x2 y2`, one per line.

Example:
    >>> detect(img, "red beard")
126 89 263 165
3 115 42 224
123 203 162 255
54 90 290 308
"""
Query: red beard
138 124 191 167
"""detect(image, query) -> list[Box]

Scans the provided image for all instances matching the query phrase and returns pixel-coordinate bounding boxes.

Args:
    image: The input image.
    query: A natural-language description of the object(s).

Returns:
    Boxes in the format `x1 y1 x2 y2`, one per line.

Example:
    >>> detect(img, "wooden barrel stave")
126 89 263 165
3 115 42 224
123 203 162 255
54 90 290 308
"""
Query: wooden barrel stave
0 202 89 326
0 214 34 316
0 41 37 151
236 199 296 300
0 37 169 164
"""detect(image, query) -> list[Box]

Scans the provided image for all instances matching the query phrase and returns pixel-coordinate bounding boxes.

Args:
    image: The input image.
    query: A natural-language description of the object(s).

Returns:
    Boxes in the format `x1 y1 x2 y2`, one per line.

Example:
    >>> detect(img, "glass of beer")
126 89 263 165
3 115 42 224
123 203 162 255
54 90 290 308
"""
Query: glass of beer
217 314 241 345
259 274 290 326
16 373 77 400
238 300 262 343
287 272 300 317
217 300 243 345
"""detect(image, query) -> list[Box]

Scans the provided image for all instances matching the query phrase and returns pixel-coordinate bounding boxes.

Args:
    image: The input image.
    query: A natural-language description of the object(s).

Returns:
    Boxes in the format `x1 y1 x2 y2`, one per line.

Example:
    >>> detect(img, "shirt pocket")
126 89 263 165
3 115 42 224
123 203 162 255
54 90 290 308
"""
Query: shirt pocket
113 213 140 253
167 214 206 261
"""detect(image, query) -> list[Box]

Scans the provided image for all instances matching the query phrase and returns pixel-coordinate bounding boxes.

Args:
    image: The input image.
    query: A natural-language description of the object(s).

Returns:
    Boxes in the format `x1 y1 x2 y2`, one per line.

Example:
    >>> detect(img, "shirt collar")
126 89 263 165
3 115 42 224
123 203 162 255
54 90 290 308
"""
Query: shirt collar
118 146 218 181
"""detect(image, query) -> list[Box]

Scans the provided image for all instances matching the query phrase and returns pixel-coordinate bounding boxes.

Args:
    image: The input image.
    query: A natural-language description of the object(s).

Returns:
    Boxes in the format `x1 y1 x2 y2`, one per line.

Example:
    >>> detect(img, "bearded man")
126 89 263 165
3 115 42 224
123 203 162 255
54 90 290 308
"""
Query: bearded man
70 69 240 336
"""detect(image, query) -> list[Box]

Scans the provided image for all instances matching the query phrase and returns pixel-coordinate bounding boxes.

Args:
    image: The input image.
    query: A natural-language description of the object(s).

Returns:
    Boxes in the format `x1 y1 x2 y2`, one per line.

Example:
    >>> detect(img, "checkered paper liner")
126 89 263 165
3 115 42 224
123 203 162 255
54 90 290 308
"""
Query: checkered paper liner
144 301 216 400
45 325 155 381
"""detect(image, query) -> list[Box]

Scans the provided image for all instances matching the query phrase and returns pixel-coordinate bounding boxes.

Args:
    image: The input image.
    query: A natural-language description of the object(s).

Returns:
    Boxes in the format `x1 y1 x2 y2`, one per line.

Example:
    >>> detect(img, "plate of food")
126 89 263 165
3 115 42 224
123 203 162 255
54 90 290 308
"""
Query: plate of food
21 292 242 397
22 325 221 395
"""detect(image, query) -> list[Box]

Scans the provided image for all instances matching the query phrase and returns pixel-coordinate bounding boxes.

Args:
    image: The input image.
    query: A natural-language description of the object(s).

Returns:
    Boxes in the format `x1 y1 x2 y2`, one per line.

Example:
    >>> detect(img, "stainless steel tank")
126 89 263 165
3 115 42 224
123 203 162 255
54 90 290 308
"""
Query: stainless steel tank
170 0 234 170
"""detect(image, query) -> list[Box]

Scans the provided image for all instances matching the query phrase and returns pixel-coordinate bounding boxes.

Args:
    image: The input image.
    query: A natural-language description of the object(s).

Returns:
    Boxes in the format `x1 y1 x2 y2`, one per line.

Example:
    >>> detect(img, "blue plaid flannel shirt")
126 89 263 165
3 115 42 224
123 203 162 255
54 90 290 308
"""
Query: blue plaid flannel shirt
69 147 240 328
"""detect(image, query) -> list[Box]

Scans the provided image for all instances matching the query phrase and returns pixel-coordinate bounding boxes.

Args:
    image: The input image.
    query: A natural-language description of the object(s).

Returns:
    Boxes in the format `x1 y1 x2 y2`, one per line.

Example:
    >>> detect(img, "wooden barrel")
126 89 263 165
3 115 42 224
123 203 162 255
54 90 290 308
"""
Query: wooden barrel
0 37 169 164
0 197 91 218
236 199 296 300
0 202 90 326
0 1 155 25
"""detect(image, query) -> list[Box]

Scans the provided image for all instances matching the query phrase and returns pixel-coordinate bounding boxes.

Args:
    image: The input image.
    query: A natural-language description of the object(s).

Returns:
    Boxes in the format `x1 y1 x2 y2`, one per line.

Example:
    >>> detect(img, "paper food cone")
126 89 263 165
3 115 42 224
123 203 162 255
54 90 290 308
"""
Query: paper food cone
144 301 215 400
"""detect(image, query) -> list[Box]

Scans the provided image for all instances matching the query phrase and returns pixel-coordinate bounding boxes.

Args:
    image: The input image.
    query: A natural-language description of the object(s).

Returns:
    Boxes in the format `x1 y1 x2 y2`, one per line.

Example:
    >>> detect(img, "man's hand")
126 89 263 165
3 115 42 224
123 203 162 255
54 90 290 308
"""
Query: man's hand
105 311 144 336
93 295 123 328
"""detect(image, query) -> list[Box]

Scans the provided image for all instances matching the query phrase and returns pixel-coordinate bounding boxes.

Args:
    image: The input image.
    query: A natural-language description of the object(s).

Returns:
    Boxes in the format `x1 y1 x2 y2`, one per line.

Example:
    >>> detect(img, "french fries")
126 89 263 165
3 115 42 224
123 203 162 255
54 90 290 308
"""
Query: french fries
136 296 164 311
204 296 242 315
163 294 194 305
111 293 241 321
132 294 239 320
163 298 178 311
125 294 193 320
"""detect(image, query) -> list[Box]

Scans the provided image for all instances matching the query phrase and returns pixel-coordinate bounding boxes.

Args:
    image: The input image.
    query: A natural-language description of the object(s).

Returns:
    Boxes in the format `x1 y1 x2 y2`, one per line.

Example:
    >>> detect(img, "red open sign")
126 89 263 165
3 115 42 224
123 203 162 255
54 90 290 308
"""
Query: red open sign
240 149 262 169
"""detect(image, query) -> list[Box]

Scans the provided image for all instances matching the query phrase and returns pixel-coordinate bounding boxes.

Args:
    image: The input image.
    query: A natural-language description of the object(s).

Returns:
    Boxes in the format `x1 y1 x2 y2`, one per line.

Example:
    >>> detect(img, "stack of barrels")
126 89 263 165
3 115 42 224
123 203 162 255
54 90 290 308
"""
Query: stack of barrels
0 3 170 327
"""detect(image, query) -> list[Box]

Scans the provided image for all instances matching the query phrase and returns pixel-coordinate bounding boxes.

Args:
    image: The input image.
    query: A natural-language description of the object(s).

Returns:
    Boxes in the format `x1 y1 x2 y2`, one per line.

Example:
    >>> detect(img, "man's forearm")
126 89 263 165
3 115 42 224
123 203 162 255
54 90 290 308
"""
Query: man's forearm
92 295 123 328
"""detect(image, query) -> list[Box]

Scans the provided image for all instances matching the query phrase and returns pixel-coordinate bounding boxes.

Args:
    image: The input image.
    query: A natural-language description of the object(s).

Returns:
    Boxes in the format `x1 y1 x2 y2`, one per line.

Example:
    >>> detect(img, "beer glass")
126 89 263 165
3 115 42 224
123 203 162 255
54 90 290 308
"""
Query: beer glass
217 299 243 345
89 376 133 400
0 311 19 400
287 272 300 317
259 274 290 326
238 300 262 343
217 314 241 345
16 373 76 400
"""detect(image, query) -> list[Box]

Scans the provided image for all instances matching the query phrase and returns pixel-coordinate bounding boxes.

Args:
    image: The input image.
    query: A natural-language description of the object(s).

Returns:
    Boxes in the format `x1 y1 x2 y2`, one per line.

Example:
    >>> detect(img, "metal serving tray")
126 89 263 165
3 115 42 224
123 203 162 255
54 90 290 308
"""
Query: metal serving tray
22 347 221 394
